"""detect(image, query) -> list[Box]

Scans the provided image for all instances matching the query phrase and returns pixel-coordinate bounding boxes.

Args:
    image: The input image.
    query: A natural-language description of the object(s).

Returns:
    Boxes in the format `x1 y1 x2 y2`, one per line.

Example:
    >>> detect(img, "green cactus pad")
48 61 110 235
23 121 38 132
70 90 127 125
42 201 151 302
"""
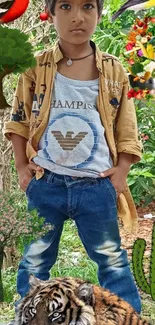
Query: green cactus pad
150 222 155 300
132 239 150 294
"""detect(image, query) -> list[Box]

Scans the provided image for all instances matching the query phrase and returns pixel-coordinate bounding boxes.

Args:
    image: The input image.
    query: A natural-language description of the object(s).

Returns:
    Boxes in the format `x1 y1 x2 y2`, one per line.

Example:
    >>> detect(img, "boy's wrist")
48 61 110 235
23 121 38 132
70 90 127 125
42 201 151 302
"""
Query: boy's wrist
15 161 28 172
117 153 132 172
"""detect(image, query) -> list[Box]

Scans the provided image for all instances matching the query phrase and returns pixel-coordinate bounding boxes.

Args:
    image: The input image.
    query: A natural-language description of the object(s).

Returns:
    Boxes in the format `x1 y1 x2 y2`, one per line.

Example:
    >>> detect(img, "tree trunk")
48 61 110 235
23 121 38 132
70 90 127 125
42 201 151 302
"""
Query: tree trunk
0 108 16 302
0 75 11 110
0 244 4 301
0 108 12 191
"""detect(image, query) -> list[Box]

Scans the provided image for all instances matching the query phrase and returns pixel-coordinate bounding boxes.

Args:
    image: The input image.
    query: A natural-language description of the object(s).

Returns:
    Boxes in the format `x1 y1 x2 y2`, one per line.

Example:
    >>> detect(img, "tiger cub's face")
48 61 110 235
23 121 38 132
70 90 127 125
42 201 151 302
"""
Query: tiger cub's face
16 275 95 325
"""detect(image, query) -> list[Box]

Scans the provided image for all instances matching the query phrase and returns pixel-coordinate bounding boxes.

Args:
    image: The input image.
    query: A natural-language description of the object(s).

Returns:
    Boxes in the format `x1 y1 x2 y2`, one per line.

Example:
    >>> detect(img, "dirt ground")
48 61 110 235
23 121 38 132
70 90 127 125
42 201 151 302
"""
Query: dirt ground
120 201 155 260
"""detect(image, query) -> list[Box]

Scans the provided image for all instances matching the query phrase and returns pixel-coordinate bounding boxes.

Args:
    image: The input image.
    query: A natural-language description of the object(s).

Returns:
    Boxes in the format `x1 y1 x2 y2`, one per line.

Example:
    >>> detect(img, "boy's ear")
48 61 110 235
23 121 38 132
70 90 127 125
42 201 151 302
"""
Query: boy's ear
45 5 53 23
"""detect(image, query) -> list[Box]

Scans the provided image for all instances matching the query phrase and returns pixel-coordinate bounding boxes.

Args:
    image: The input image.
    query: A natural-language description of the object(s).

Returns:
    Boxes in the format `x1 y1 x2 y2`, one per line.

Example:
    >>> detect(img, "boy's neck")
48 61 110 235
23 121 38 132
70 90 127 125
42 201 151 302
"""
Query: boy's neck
58 39 92 59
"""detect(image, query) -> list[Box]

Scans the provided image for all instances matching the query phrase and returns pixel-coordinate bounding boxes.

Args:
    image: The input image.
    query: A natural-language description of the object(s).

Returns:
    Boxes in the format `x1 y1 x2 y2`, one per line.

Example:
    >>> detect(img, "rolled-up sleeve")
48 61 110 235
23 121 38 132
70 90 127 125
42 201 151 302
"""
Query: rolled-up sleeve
115 74 142 164
3 69 35 140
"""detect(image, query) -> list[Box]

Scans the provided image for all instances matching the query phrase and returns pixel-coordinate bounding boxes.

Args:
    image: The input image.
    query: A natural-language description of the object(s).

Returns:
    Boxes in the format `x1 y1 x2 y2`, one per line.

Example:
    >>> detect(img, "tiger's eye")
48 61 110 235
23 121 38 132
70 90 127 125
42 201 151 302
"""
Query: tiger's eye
53 312 60 317
49 311 62 322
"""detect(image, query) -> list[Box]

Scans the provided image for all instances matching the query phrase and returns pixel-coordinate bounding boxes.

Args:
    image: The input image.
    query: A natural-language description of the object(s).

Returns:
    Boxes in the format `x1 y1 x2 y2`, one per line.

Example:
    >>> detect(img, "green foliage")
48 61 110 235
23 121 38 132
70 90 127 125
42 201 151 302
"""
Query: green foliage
50 220 98 284
128 99 155 206
2 220 97 303
1 267 17 303
132 222 155 301
0 190 52 249
0 26 36 74
131 63 144 75
93 26 126 57
136 101 155 153
128 152 155 206
92 0 136 58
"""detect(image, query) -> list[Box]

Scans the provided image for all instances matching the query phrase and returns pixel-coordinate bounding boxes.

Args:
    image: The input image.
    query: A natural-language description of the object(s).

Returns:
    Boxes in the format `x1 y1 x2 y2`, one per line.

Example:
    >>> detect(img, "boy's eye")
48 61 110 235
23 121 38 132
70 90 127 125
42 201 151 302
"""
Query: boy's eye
83 3 94 9
60 4 71 10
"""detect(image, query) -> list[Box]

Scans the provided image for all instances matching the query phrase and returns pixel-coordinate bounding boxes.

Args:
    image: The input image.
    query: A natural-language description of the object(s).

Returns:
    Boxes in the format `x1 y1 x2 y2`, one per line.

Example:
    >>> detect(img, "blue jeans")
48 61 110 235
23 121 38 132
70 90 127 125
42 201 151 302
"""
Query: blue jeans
17 170 141 313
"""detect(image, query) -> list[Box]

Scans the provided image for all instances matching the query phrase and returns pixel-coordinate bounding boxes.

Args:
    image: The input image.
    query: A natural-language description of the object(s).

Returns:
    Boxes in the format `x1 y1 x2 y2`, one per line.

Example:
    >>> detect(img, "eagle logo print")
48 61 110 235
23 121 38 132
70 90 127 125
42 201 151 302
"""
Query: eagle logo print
51 131 88 151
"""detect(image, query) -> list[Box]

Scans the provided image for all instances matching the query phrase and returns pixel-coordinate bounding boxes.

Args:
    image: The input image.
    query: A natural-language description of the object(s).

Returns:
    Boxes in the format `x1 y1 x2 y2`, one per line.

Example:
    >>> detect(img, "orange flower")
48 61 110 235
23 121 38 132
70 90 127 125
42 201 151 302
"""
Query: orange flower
128 31 138 43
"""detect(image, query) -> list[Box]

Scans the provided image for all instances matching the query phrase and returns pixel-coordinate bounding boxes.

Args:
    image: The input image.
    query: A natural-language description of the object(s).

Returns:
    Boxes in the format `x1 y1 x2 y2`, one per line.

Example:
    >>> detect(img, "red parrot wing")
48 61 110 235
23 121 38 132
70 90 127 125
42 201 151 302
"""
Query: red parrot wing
0 0 15 19
0 0 29 23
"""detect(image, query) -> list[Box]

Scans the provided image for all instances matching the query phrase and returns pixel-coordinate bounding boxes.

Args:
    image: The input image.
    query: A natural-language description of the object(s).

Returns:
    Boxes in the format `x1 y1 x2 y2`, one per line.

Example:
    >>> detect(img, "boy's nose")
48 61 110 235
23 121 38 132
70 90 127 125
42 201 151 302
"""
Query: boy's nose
71 10 84 23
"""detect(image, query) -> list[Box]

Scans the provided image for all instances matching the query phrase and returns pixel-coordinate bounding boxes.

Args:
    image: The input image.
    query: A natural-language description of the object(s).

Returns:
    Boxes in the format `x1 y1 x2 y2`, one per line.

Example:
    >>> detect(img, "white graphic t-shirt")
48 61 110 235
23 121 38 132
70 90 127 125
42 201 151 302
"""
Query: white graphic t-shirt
34 72 113 177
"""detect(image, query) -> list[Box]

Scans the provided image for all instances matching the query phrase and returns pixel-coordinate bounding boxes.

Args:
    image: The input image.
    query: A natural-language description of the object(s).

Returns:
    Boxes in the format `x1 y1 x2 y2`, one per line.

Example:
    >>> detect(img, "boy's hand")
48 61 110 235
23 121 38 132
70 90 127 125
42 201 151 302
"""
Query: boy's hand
17 162 43 192
100 165 130 197
100 153 132 196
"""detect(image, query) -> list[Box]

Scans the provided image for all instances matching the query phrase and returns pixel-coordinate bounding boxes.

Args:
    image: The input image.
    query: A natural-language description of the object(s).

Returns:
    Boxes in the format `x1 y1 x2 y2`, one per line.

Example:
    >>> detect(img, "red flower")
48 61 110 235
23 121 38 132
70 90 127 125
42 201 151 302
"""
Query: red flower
128 93 133 99
137 21 144 27
137 89 143 94
133 91 138 98
126 43 134 51
127 89 135 98
128 59 135 65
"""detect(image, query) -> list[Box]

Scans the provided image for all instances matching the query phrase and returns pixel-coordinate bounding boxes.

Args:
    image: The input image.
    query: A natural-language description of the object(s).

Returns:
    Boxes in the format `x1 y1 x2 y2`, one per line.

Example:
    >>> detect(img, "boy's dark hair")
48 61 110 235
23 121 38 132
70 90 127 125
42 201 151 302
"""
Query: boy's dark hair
45 0 103 16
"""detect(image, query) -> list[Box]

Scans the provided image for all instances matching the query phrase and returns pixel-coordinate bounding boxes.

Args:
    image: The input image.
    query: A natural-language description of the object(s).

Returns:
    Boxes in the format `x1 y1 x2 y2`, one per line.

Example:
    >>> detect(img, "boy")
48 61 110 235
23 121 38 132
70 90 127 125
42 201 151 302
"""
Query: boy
4 0 142 323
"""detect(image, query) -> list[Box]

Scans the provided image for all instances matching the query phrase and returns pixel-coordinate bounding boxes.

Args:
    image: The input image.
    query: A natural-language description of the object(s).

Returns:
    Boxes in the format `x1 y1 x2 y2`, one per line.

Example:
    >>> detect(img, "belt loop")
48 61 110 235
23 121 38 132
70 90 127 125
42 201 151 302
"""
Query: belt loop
44 169 55 183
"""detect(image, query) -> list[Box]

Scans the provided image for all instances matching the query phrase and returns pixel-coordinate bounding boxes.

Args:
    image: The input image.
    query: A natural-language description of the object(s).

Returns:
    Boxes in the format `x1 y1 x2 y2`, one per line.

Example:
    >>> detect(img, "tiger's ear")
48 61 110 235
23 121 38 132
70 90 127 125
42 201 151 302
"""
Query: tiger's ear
77 283 95 307
29 274 41 288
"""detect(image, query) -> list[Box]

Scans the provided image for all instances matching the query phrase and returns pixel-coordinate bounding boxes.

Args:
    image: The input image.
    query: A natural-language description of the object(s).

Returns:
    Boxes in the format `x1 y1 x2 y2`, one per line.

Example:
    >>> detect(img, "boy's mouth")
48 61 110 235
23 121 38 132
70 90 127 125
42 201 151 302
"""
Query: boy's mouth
70 29 85 33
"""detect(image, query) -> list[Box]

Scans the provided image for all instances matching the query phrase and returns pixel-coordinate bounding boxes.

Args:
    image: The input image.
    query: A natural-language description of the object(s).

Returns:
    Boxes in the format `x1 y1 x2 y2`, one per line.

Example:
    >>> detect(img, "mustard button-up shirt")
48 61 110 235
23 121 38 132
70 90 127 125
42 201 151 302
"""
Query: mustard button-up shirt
4 42 142 233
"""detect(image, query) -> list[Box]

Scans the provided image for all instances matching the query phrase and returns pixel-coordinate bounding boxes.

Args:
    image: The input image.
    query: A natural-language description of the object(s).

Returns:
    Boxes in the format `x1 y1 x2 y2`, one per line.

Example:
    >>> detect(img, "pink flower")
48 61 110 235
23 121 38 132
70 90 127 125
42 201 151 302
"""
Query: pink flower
141 134 149 140
143 135 149 140
137 49 143 57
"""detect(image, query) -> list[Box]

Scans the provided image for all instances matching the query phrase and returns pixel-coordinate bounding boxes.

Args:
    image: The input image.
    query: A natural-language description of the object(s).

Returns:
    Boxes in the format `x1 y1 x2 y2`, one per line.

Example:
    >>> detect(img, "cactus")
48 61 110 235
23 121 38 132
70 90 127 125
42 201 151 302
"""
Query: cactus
132 221 155 300
150 221 155 300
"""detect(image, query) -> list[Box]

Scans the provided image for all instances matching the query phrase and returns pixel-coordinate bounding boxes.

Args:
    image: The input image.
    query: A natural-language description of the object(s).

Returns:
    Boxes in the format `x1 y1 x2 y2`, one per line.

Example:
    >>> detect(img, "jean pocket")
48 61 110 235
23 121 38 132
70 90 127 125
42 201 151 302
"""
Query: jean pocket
107 177 117 197
25 176 36 196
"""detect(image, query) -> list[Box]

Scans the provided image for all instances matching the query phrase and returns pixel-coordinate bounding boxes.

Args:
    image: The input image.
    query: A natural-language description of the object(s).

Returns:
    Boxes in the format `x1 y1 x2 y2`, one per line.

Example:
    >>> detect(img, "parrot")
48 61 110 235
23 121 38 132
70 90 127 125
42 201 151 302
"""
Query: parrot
0 0 29 24
112 0 155 21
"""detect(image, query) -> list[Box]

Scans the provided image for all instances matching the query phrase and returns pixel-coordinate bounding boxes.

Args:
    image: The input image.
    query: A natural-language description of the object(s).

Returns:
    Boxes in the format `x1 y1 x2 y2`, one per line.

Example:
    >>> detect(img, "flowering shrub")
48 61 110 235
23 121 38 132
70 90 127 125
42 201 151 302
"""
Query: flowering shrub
125 15 155 82
140 133 149 141
0 191 53 248
0 191 53 301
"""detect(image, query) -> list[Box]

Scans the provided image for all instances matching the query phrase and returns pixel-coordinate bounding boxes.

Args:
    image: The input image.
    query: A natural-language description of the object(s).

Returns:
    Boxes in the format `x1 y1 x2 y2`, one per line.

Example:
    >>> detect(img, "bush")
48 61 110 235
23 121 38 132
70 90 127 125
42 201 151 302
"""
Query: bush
128 100 155 206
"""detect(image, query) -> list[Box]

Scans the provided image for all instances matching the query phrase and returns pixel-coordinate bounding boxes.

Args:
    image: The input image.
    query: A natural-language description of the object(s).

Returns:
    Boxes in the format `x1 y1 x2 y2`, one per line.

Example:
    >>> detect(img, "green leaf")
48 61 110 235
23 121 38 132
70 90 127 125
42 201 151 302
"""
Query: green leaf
131 63 144 75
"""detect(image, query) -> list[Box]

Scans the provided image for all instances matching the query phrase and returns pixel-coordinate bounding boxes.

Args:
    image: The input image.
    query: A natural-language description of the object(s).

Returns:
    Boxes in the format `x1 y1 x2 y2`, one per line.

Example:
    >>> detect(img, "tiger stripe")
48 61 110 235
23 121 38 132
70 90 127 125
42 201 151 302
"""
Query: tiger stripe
16 276 151 325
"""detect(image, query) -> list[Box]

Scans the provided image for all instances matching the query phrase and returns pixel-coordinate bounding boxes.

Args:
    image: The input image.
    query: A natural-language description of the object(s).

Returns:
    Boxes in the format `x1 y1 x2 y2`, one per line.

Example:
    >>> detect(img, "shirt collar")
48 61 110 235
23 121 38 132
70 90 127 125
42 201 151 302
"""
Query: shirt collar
52 40 103 74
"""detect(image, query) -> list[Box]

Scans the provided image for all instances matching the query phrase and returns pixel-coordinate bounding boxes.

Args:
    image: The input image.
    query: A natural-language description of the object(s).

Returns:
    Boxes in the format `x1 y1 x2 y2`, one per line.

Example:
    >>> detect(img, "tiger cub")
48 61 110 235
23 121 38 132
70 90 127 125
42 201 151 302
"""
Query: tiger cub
16 275 151 325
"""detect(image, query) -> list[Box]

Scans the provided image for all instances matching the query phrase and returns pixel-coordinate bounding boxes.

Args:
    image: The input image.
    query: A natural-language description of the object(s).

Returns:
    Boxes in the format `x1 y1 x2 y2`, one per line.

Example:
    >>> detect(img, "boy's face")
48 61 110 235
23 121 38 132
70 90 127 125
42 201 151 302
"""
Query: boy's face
46 0 100 45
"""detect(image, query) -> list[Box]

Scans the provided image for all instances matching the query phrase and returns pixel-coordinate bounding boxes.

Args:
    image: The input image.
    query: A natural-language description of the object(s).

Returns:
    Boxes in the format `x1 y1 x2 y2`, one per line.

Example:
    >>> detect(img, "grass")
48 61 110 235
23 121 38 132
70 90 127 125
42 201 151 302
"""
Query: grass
1 220 155 324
